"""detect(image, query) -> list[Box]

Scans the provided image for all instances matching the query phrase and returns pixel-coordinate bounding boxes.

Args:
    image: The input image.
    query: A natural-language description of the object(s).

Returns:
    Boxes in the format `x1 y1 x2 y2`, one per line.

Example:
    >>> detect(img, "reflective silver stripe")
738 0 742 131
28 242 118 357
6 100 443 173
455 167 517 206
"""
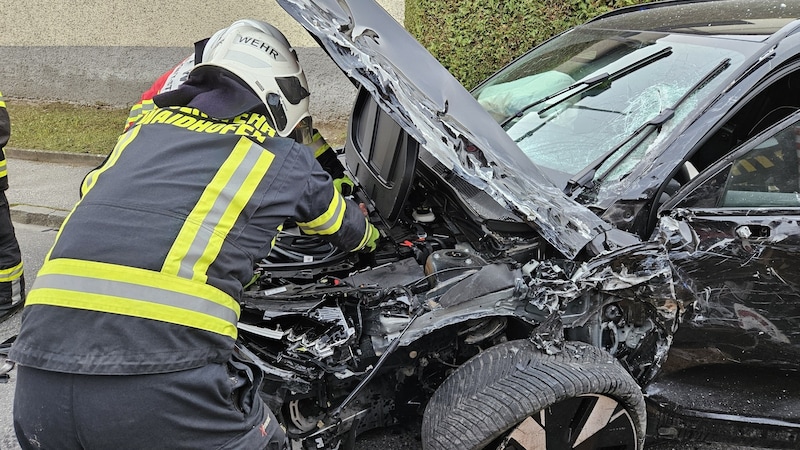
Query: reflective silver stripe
34 272 239 326
298 193 345 235
175 140 267 280
30 258 239 337
9 277 23 304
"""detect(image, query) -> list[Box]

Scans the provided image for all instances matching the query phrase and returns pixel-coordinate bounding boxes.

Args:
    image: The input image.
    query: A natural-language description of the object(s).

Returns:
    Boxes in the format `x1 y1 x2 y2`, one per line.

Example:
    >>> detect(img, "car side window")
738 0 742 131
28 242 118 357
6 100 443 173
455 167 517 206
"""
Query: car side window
721 119 800 208
689 69 800 173
677 114 800 209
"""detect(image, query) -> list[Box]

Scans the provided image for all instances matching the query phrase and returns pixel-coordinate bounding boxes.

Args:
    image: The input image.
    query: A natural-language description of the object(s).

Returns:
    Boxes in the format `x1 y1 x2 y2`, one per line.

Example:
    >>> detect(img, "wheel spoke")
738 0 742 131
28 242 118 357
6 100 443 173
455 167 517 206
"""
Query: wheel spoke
497 395 637 450
573 395 618 447
504 416 547 449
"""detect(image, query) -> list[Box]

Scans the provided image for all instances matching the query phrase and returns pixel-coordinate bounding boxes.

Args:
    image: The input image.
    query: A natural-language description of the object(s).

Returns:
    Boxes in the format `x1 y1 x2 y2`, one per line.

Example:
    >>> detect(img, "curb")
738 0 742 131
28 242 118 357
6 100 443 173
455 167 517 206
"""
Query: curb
6 148 100 229
5 147 107 166
10 205 68 229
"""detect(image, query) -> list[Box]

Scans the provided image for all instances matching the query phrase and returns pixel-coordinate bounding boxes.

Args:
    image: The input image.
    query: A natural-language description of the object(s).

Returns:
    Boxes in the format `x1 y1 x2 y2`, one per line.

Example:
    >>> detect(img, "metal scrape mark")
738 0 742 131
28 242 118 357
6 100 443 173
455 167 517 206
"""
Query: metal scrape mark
734 303 790 343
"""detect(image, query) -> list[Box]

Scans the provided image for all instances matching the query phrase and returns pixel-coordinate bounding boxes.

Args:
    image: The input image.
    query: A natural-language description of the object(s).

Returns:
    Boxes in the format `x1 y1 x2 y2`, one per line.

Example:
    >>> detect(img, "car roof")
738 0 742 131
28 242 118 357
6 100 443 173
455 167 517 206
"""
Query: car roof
589 0 800 38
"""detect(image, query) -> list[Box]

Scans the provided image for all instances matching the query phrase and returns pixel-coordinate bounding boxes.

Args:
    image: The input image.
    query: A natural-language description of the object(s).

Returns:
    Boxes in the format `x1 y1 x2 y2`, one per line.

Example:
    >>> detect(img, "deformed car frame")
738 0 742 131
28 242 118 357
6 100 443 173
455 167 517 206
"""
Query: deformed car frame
230 0 800 448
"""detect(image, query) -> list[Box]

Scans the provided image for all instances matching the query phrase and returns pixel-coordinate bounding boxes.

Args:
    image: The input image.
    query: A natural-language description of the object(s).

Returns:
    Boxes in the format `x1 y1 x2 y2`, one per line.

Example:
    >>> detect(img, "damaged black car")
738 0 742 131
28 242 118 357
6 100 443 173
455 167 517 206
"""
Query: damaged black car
234 0 800 448
12 1 792 449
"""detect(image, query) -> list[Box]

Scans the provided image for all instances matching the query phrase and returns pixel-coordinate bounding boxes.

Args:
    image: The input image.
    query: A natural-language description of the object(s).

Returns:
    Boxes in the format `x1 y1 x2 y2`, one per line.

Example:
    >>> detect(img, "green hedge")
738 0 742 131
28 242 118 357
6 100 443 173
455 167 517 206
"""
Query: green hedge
405 0 653 90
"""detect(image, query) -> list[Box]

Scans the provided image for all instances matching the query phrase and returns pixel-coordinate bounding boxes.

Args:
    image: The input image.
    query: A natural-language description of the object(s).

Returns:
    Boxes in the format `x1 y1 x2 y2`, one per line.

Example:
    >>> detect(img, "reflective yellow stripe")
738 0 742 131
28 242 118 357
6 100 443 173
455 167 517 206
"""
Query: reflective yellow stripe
297 191 345 235
29 258 239 338
270 223 283 249
126 99 156 129
0 91 5 108
0 158 6 179
354 217 373 250
81 125 140 196
162 137 274 283
310 132 330 158
0 261 23 282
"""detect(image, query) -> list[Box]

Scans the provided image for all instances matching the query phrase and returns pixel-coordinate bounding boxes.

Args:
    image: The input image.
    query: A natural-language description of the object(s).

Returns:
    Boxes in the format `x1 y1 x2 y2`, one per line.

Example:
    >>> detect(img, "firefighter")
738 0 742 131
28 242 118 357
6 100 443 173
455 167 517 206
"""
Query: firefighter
0 91 24 320
125 19 355 195
10 20 379 450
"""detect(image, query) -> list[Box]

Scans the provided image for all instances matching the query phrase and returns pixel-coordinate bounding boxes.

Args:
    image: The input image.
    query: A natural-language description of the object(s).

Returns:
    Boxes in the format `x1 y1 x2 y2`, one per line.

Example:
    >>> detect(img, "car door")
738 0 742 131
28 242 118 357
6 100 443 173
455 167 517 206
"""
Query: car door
660 111 800 365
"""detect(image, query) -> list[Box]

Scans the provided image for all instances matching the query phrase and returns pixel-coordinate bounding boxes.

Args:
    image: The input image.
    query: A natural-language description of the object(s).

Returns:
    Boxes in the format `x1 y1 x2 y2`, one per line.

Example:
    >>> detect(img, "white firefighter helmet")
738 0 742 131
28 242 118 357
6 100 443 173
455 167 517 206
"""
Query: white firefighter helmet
192 19 312 140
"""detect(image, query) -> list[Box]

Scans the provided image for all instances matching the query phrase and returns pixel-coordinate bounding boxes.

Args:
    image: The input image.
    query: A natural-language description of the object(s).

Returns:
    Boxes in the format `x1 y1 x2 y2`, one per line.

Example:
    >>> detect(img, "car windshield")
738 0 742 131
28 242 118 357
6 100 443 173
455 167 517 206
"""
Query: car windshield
473 28 754 188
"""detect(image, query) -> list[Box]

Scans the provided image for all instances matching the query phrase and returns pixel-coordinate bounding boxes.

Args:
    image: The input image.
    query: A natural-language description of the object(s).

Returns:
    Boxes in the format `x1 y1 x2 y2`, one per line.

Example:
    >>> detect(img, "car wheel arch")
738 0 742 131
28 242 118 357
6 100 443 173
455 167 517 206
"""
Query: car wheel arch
421 339 647 450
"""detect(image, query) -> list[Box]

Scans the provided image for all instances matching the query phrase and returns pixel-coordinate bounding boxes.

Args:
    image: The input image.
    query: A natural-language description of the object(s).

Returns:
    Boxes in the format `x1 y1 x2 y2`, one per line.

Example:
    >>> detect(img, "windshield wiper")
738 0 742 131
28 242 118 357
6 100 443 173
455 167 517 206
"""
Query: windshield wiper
500 46 673 128
565 58 733 197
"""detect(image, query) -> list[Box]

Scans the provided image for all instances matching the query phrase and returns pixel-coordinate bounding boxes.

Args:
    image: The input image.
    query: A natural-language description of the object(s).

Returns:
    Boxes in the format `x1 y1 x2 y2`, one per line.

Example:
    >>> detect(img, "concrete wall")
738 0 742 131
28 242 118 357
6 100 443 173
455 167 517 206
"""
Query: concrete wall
0 0 405 124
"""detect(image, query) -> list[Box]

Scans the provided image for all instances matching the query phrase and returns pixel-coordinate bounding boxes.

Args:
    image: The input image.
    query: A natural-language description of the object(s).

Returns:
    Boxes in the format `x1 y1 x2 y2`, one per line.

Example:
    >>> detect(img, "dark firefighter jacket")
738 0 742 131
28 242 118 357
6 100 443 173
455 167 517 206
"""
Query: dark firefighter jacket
9 105 374 375
0 92 10 191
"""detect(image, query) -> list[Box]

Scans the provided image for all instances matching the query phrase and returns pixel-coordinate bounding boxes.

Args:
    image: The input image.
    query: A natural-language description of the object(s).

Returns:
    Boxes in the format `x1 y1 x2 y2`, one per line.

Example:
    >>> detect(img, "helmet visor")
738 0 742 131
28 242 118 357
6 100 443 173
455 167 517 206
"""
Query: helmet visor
276 76 310 105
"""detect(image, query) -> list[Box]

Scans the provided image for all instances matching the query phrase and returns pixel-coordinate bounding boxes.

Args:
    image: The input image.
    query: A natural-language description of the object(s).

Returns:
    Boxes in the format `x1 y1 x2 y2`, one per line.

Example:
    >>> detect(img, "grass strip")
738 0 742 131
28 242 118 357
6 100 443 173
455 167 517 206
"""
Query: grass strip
4 101 347 155
6 101 128 155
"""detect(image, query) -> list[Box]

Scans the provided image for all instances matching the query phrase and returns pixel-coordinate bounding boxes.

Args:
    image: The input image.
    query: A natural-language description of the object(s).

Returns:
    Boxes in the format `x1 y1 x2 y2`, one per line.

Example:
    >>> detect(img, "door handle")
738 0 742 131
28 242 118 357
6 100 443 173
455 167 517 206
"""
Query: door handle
735 224 771 240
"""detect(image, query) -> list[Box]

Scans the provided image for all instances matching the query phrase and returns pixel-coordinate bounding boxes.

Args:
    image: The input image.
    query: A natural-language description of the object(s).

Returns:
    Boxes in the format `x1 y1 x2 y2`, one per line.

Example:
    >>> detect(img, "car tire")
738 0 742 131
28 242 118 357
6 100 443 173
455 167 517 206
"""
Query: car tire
421 339 646 450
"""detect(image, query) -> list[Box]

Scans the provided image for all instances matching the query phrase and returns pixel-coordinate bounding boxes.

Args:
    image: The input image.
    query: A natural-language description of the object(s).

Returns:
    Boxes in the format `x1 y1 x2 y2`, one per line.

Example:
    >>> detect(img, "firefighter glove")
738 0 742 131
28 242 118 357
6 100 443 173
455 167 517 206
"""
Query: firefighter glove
333 175 355 196
363 224 380 253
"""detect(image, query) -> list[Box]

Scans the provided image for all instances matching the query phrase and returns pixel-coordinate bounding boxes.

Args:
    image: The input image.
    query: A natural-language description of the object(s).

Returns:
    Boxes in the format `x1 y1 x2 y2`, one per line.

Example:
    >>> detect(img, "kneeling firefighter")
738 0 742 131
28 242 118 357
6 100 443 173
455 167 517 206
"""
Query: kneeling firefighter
9 19 379 450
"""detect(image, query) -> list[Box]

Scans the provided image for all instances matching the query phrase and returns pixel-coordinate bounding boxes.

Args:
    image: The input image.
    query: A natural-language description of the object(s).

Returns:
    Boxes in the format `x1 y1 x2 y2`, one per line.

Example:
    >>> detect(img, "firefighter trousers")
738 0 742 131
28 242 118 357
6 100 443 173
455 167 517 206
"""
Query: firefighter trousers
0 191 23 316
13 354 287 449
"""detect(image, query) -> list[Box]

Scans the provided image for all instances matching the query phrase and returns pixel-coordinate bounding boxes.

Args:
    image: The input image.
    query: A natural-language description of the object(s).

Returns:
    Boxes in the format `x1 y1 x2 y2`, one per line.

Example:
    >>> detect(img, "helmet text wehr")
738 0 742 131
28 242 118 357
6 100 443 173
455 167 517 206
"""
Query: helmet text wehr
238 36 280 59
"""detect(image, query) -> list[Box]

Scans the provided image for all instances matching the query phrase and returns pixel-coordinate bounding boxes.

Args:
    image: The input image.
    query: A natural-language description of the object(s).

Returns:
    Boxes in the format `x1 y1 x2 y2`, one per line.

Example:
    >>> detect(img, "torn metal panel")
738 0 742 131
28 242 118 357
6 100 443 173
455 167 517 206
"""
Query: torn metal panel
527 240 680 324
522 232 687 383
660 210 800 365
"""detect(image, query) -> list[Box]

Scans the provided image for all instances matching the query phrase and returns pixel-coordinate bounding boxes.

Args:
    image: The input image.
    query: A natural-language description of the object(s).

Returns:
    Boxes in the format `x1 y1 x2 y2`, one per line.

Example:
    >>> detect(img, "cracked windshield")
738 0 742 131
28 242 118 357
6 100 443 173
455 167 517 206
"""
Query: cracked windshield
473 29 748 190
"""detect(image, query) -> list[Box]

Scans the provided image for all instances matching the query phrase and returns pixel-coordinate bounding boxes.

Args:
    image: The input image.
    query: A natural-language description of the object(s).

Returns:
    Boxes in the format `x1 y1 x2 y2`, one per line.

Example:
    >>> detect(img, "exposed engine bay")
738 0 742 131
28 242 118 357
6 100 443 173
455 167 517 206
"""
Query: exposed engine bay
238 160 542 446
235 139 676 448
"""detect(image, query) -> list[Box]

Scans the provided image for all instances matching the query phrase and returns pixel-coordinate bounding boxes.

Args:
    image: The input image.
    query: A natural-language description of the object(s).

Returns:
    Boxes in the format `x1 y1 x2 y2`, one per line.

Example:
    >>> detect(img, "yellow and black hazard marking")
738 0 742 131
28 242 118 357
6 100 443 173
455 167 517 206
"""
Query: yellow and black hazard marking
731 148 784 176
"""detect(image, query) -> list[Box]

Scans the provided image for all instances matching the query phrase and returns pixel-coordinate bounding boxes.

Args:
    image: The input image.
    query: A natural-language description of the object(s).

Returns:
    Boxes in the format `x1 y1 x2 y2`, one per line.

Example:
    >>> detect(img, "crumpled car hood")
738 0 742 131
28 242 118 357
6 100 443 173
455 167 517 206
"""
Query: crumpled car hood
276 0 615 259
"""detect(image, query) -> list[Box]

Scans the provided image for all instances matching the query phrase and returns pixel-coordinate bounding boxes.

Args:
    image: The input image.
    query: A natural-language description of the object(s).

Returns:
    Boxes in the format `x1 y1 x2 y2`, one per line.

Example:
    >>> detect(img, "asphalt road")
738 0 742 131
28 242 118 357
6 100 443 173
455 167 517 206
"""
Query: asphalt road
0 223 58 449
